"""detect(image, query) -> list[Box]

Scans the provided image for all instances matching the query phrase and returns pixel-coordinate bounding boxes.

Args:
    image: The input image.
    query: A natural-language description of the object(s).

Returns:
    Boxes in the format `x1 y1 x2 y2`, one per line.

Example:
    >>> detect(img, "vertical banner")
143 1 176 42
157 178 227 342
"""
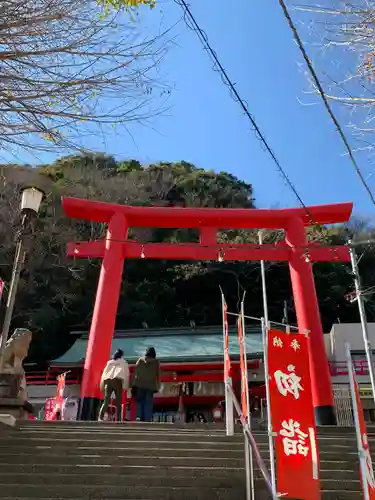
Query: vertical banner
268 329 320 500
0 278 3 303
223 298 231 383
44 397 55 420
346 344 375 500
222 293 234 436
53 373 66 419
237 315 249 421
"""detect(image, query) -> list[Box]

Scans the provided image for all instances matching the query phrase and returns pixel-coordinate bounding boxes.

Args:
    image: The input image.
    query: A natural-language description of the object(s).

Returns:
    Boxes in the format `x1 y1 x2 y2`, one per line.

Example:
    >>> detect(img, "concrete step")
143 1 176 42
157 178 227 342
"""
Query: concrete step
0 453 245 467
6 431 245 443
0 446 362 465
9 435 364 452
0 460 358 476
0 481 362 499
16 420 375 436
0 484 246 499
0 463 247 476
0 495 362 500
0 445 245 458
6 431 369 452
0 436 245 449
17 421 233 429
8 444 363 461
0 443 361 464
0 472 246 488
12 426 239 439
0 473 361 493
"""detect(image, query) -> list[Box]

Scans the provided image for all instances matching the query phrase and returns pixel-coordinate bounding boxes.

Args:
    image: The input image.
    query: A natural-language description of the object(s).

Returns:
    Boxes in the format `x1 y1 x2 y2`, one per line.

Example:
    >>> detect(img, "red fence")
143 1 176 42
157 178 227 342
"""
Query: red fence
25 359 368 387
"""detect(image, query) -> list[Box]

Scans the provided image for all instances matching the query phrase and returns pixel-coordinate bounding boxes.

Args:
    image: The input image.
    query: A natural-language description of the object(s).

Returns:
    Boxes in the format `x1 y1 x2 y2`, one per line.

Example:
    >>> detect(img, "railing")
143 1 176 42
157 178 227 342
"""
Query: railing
330 359 368 376
227 384 278 500
25 360 367 387
26 370 80 386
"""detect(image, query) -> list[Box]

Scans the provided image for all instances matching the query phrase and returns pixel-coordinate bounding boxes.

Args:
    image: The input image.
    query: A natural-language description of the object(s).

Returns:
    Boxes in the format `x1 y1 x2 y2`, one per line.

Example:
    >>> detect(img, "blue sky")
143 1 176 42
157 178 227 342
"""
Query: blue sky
6 0 375 217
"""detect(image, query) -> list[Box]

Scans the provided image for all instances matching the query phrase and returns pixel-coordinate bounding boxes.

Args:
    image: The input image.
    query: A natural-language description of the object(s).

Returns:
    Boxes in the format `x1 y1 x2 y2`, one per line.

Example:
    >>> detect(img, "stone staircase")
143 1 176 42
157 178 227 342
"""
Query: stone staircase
0 420 367 499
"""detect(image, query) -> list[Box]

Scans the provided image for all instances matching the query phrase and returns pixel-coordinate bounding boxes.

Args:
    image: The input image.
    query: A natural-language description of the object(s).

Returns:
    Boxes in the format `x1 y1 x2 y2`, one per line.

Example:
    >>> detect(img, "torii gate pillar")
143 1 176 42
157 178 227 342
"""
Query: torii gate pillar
78 213 128 420
286 218 336 425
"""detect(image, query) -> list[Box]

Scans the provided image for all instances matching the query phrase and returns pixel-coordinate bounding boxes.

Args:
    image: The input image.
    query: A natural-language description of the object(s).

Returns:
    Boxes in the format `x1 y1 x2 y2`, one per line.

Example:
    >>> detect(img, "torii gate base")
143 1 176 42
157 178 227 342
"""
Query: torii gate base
62 196 353 425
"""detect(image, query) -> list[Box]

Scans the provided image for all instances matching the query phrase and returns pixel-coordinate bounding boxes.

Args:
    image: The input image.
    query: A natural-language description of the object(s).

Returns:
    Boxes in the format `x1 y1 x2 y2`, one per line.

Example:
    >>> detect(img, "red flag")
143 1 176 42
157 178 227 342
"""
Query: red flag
0 278 4 303
223 300 231 382
351 359 375 499
237 316 248 420
267 329 320 500
48 374 66 419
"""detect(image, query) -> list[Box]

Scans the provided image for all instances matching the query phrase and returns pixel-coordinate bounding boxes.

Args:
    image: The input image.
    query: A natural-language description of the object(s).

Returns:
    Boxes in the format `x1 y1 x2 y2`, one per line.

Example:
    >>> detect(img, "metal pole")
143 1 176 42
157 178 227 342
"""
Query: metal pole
244 431 252 500
0 238 26 369
221 292 234 436
258 231 269 326
258 231 277 495
348 240 375 405
240 299 254 500
346 342 370 500
261 317 277 497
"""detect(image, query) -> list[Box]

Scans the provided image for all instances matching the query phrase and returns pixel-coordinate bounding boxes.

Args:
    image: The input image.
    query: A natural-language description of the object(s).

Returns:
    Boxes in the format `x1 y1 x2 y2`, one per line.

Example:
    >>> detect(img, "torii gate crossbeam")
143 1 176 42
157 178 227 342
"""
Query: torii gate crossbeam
62 196 353 425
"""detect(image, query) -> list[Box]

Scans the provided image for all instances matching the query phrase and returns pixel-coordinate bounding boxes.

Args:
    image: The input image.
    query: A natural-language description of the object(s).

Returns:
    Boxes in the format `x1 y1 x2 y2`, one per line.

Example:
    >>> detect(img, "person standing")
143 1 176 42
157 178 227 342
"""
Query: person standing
98 349 129 422
132 347 160 422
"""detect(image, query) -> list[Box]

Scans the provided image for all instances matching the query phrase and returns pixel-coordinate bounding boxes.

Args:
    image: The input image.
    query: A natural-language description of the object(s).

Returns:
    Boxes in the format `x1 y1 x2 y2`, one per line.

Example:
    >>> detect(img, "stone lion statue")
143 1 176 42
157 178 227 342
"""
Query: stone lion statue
1 328 32 401
2 328 32 374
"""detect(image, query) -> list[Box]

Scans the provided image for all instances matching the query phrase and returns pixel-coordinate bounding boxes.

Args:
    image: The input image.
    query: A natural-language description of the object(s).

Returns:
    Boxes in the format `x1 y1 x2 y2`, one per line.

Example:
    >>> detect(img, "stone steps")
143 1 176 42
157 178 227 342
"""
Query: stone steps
0 421 365 499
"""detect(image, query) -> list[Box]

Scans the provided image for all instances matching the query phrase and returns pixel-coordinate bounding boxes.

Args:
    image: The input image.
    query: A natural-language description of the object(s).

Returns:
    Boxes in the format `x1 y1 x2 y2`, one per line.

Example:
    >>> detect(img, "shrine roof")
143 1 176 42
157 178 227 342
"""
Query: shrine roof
53 325 263 365
62 197 353 229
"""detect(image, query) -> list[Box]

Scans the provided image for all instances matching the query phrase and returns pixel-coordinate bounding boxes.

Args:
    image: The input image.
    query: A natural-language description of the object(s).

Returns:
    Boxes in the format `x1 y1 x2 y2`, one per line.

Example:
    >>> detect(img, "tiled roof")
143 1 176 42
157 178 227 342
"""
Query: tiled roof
54 326 263 364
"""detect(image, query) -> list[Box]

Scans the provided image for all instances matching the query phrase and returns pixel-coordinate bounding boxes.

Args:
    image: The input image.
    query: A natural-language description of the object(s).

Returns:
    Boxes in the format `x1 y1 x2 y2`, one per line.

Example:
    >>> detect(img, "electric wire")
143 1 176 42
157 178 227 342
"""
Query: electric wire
174 0 315 222
278 0 375 207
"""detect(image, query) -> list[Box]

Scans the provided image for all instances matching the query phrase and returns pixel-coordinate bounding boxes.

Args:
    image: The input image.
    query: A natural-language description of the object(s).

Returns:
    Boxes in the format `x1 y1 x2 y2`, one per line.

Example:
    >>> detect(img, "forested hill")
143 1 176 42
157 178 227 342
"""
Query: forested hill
0 154 372 366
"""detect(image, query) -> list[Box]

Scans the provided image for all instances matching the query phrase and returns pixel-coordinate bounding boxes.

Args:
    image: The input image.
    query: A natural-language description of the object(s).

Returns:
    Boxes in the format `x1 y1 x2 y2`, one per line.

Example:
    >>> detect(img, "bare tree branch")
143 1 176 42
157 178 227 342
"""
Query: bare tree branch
0 0 171 153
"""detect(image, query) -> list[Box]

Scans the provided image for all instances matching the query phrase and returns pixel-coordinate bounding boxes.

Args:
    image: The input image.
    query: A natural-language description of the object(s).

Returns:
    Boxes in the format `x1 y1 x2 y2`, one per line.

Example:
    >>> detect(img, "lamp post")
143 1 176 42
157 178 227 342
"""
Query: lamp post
0 187 44 367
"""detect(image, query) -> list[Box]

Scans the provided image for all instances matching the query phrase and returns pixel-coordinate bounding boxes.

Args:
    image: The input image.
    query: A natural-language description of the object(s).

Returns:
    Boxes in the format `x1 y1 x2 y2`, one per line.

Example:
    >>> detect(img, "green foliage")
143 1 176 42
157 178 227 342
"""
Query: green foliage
98 0 156 12
0 154 371 366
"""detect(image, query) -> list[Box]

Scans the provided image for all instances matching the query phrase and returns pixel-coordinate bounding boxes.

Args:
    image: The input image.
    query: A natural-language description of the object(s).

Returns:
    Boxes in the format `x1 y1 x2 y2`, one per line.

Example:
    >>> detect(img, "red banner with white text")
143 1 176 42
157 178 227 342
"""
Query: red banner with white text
351 362 375 499
44 397 55 420
237 316 248 420
267 329 320 500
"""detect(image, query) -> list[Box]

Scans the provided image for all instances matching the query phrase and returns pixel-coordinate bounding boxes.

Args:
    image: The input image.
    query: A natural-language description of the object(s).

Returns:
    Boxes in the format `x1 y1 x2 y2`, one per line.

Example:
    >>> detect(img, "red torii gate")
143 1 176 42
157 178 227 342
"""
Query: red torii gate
62 196 353 424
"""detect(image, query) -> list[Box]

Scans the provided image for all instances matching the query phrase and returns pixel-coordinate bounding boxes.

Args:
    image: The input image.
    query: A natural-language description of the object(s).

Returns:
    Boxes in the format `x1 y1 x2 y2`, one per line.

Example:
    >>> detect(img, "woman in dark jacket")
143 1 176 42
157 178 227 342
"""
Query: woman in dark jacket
132 347 160 422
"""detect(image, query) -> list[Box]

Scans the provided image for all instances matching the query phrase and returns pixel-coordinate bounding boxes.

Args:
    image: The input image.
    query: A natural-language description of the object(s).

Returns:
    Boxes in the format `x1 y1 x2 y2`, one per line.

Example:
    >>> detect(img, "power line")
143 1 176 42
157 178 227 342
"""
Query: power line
277 0 375 208
174 0 314 222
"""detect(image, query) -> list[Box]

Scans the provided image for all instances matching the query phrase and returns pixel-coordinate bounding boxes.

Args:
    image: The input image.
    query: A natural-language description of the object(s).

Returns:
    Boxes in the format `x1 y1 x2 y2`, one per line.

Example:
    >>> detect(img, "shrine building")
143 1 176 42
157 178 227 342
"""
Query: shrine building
25 321 375 423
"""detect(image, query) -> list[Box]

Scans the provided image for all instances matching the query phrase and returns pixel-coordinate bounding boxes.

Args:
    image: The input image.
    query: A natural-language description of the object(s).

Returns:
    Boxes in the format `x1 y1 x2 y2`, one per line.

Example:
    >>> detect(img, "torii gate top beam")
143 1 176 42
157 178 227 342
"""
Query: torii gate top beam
62 197 353 229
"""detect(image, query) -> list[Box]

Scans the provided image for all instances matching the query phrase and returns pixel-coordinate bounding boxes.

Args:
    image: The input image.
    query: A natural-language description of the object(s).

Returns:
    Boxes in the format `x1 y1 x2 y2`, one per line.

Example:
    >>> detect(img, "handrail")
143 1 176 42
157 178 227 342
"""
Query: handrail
227 383 278 500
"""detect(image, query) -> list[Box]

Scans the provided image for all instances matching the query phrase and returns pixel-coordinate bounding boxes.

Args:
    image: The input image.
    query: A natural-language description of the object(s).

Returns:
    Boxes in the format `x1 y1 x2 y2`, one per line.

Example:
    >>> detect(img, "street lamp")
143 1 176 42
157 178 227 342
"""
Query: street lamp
0 186 44 367
20 187 44 214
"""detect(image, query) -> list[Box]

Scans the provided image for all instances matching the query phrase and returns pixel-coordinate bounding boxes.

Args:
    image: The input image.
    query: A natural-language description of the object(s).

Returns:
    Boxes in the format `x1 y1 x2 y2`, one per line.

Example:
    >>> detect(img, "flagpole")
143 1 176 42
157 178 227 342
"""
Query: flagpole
261 317 277 496
241 297 255 500
259 231 276 495
259 231 269 326
221 291 234 436
346 342 370 500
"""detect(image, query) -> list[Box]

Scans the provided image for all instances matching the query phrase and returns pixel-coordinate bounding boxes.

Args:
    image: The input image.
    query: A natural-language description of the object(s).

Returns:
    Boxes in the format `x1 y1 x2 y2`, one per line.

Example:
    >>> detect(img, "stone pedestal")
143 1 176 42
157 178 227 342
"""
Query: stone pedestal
0 397 33 419
0 374 33 420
